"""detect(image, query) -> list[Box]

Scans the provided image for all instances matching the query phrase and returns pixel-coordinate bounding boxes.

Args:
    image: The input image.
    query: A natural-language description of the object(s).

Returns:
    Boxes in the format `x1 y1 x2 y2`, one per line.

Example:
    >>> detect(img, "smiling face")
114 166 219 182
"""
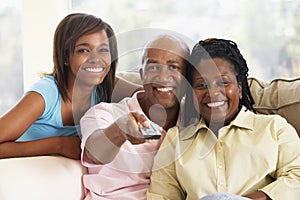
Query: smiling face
68 30 111 87
140 37 187 110
192 57 242 125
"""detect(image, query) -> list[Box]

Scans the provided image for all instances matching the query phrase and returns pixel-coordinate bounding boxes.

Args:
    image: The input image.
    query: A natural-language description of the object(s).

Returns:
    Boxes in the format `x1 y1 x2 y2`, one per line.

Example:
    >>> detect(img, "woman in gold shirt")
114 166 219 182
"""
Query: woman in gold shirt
147 38 300 200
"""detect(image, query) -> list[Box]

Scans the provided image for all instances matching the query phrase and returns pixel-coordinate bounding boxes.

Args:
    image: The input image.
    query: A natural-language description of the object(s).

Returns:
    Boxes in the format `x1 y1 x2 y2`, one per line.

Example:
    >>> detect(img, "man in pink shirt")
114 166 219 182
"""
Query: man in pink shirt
80 34 190 200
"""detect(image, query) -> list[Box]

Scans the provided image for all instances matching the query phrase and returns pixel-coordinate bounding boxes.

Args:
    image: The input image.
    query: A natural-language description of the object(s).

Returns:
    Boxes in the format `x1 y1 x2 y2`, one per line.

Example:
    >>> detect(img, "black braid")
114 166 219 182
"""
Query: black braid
184 39 256 126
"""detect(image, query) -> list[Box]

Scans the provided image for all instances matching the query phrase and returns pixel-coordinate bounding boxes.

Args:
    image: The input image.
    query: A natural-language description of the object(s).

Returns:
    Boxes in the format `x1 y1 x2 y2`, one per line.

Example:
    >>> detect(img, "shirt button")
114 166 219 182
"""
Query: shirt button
219 182 224 186
218 165 223 169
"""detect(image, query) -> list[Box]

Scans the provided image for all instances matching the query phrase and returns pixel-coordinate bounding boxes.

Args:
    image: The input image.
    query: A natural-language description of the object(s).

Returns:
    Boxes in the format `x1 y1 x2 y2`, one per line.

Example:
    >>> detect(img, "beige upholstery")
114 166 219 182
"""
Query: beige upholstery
117 70 142 85
248 77 300 136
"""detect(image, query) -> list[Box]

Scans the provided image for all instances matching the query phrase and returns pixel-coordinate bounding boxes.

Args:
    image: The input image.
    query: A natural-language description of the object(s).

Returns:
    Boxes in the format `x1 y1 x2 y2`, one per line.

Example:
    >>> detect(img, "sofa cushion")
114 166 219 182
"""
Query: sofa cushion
248 77 300 136
0 156 87 200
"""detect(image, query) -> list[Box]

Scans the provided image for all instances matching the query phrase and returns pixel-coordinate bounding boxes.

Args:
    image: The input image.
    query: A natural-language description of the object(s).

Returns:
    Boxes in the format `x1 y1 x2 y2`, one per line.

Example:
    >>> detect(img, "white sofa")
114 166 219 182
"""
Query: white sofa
0 72 300 200
0 156 86 200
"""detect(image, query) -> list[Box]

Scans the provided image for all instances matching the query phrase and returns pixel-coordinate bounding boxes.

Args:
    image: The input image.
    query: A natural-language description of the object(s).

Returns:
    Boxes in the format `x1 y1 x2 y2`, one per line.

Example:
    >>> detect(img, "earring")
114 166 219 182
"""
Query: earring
64 61 69 66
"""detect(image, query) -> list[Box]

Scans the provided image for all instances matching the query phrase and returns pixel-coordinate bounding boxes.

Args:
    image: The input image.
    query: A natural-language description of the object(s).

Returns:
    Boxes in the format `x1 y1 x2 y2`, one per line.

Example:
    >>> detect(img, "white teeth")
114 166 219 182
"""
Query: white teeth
85 67 105 73
207 101 225 107
157 87 173 92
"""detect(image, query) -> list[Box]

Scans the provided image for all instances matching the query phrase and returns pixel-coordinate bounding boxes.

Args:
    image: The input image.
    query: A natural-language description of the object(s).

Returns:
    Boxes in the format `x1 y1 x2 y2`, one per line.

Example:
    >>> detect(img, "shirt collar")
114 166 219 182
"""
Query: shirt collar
179 121 204 140
126 90 148 113
179 106 254 141
231 106 254 131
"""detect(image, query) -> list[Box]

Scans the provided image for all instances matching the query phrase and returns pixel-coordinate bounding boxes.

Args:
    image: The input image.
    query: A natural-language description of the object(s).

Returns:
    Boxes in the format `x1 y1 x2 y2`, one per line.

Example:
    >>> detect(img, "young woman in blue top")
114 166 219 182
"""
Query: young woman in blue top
0 13 140 160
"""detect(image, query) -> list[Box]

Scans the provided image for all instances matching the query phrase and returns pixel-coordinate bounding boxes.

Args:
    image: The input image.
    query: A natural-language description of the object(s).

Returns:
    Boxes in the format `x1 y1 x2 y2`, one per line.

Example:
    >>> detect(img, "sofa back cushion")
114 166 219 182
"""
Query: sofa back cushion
248 77 300 136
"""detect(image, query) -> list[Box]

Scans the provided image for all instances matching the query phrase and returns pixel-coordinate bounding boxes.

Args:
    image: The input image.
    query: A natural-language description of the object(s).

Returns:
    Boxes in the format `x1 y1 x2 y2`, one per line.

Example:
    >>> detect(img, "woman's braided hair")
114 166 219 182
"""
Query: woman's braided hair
184 38 256 125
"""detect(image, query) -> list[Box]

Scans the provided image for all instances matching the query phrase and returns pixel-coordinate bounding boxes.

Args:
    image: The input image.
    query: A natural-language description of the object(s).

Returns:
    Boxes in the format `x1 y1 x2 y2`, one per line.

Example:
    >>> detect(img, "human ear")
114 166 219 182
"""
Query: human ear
238 82 242 99
139 67 144 80
64 57 69 66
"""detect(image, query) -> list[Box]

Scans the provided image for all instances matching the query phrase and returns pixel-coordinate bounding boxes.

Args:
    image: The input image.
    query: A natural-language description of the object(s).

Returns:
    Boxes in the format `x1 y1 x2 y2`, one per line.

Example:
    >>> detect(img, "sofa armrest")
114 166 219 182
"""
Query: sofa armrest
0 156 87 200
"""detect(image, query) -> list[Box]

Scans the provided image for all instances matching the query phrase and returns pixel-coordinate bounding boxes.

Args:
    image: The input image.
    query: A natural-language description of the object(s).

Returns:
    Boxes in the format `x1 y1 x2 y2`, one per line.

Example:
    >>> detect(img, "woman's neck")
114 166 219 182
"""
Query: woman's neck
67 79 95 124
205 107 241 136
206 122 224 136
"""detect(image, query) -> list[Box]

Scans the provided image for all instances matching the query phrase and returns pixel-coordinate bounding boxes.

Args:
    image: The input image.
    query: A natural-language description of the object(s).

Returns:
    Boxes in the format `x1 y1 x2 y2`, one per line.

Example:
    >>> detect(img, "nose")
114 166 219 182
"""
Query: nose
87 50 102 64
208 83 223 97
156 67 173 83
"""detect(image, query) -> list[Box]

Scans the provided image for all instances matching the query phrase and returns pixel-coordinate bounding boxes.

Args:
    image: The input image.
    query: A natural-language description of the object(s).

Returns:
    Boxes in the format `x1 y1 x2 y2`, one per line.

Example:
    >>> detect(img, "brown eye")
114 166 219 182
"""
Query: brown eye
146 64 160 72
98 48 109 53
195 83 207 89
169 65 179 70
78 49 89 53
217 80 230 87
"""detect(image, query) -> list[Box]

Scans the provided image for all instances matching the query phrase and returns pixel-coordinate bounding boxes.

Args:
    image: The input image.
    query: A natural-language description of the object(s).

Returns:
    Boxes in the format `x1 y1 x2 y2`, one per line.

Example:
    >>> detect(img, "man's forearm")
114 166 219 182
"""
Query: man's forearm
84 126 125 164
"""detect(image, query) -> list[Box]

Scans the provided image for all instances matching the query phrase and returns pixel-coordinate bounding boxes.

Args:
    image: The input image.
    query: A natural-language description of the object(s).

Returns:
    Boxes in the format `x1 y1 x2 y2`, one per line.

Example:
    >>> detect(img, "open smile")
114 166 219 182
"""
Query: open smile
83 67 106 73
206 101 225 108
155 87 174 92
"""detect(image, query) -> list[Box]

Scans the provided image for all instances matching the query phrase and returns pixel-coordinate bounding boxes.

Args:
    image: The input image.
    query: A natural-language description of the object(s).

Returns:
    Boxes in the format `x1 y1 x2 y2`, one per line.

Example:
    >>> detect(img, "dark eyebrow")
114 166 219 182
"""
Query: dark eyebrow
98 43 109 47
75 43 90 48
75 42 109 48
145 58 181 65
166 59 180 65
146 58 159 64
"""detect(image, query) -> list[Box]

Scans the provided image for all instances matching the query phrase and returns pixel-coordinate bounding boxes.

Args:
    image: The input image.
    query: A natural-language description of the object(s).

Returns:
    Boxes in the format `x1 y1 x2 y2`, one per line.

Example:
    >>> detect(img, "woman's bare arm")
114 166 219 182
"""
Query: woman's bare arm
0 92 81 159
0 136 81 159
0 92 44 142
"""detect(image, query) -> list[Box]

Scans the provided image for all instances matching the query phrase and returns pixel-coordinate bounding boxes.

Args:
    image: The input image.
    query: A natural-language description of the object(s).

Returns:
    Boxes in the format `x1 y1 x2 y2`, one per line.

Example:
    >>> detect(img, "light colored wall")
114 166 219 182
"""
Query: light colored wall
22 0 70 90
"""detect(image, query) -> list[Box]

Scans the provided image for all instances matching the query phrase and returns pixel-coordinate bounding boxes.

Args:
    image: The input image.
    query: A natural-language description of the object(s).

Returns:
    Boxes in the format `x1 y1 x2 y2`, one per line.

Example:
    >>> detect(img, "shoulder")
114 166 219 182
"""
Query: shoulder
163 124 194 146
252 111 290 126
26 76 58 99
165 126 180 138
26 76 60 115
91 95 135 111
241 108 289 128
164 123 200 141
27 76 57 90
251 111 299 140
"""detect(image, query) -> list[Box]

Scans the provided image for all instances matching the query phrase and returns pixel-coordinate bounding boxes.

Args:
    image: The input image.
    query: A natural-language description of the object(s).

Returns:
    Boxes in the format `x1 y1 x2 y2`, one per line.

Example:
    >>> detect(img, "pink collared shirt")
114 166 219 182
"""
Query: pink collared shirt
80 91 180 200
